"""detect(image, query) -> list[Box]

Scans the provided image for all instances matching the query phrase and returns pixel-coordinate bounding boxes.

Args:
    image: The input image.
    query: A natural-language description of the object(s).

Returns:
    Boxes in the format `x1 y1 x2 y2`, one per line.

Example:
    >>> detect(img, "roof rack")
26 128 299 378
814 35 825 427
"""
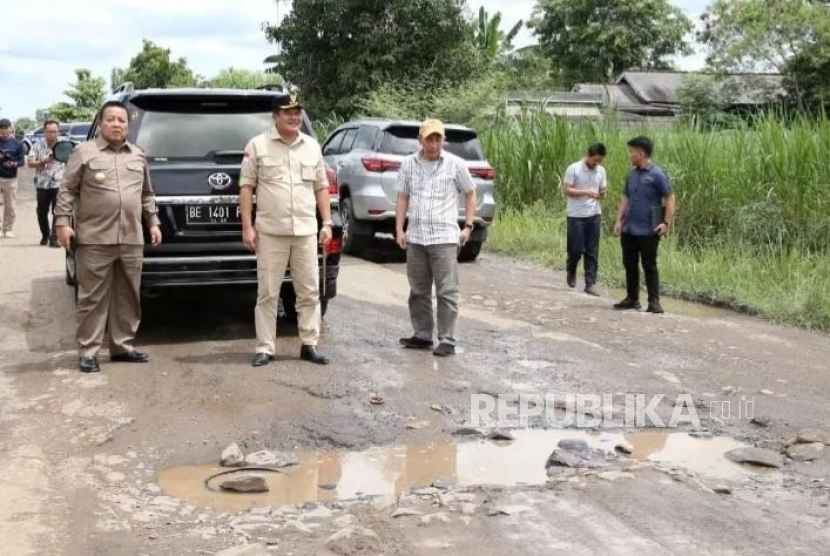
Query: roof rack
256 84 286 92
112 82 135 95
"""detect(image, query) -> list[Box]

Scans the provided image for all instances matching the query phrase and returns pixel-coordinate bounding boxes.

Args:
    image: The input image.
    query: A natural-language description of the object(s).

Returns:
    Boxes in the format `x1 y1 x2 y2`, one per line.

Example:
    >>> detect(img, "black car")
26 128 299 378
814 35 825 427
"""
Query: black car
67 83 342 317
67 122 92 144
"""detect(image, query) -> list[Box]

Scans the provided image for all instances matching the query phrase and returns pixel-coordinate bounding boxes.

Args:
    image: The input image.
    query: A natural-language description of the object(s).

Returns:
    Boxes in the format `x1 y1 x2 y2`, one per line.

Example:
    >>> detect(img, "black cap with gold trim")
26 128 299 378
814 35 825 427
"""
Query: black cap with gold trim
273 93 303 112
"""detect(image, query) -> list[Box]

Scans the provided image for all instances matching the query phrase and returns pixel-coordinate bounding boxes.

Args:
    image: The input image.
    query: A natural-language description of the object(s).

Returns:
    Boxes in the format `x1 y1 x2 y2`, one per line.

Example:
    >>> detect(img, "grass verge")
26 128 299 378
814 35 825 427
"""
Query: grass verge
488 204 830 331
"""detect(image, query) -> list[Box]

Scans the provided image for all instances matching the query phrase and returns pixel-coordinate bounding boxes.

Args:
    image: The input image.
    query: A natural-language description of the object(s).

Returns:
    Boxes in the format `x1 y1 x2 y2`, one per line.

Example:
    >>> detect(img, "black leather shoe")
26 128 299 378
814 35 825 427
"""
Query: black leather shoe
399 336 434 350
39 236 48 246
79 357 100 373
300 345 330 365
110 351 150 363
613 298 642 311
646 302 665 314
252 353 273 367
433 343 456 357
49 239 60 248
566 271 576 288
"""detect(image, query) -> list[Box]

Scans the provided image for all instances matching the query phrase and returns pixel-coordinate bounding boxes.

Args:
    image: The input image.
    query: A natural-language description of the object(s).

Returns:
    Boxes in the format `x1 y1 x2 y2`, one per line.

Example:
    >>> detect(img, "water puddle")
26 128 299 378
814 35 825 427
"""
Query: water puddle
158 430 771 512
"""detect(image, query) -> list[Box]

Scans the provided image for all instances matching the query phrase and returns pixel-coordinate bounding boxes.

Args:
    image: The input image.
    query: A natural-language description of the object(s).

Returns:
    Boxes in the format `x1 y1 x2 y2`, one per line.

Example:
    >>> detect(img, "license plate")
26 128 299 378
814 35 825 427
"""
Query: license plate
186 204 241 225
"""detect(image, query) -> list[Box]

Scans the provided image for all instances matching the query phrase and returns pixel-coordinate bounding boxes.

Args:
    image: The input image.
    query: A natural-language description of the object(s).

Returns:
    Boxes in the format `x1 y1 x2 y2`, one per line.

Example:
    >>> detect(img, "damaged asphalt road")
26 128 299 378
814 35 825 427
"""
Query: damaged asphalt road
2 179 830 556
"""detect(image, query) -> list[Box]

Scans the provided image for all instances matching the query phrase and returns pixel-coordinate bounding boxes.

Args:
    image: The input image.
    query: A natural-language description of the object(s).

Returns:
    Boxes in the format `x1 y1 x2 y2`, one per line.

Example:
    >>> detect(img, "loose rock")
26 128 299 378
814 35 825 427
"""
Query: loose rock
724 448 783 469
614 441 634 455
751 415 772 428
713 485 732 495
220 475 269 493
244 450 298 469
488 429 516 442
796 429 830 446
453 427 485 437
221 443 245 467
786 442 825 462
546 439 608 469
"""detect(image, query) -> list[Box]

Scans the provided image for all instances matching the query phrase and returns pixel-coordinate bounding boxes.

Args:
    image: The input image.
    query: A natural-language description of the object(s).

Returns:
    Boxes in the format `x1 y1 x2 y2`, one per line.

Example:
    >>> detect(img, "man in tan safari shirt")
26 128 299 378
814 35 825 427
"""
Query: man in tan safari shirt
55 101 162 374
240 93 333 368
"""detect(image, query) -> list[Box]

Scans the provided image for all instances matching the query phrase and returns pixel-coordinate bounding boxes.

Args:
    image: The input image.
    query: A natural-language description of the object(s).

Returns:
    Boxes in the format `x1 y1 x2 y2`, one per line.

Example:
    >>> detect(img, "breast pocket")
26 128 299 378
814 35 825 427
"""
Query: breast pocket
86 158 117 191
300 159 318 183
259 155 286 183
121 160 145 191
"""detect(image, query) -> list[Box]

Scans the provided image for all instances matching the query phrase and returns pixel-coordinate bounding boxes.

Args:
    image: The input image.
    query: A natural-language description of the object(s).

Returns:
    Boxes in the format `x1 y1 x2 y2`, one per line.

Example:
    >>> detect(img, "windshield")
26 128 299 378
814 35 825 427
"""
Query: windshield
134 111 276 159
379 126 486 161
70 123 91 137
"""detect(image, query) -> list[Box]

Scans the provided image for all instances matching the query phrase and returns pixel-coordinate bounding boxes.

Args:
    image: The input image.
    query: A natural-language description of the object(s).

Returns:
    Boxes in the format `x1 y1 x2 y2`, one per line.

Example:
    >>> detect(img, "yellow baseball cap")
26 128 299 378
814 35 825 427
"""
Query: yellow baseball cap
419 118 446 138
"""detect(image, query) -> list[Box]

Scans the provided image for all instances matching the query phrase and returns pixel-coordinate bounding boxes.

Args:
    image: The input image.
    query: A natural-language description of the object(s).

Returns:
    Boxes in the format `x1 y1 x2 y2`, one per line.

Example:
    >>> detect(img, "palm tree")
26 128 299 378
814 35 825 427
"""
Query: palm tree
473 7 524 63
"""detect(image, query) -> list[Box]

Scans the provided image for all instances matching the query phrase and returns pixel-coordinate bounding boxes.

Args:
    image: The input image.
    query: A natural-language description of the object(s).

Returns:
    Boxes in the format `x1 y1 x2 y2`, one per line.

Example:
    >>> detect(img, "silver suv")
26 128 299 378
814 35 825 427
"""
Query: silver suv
322 119 496 261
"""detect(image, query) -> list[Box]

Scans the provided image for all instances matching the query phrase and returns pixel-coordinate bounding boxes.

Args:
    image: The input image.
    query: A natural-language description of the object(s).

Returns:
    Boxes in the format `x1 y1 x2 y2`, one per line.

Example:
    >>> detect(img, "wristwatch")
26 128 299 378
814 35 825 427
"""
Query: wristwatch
322 220 333 228
464 223 474 230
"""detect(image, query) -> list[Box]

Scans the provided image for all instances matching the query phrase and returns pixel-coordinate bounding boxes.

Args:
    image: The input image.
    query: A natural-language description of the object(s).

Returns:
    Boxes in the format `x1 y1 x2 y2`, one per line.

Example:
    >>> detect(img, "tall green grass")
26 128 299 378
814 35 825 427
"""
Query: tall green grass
480 114 830 251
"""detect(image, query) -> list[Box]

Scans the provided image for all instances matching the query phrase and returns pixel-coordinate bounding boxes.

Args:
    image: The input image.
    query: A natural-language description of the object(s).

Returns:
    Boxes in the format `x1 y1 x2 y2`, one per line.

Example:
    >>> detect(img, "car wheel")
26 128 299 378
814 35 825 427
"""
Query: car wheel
458 241 483 262
341 197 371 255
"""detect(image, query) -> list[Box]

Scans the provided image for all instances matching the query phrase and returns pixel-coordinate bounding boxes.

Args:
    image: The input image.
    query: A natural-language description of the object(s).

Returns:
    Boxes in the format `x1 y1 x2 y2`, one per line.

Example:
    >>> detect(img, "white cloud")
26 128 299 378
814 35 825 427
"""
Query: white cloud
0 0 707 121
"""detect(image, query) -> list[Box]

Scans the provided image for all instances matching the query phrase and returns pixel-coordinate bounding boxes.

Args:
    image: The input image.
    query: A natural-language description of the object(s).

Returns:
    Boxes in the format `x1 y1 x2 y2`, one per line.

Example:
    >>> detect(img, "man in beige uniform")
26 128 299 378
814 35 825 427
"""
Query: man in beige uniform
55 101 162 373
240 93 333 367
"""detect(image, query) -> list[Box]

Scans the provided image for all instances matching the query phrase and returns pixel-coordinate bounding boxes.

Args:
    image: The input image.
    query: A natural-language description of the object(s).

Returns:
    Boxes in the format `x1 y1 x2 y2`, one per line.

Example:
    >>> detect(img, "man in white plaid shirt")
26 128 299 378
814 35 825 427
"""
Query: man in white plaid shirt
395 119 477 357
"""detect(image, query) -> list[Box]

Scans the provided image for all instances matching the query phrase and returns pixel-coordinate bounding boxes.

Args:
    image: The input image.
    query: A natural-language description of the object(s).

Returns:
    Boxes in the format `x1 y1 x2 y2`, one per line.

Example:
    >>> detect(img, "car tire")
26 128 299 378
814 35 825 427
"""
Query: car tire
340 197 371 255
458 241 483 262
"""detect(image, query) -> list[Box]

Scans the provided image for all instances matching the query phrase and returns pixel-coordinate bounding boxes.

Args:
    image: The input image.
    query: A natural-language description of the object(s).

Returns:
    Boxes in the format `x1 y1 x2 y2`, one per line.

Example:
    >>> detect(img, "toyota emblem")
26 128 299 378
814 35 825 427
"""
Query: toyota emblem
208 172 233 190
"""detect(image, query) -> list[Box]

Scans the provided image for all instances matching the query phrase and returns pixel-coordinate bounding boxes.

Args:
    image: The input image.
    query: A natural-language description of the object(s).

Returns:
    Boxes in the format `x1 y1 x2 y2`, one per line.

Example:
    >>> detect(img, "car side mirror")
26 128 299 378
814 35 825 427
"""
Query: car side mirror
52 140 75 163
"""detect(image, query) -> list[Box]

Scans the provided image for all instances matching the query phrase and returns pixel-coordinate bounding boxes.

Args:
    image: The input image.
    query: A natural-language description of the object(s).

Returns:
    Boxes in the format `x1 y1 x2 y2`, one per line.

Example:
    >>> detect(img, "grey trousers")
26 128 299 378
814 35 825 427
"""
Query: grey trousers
406 243 459 345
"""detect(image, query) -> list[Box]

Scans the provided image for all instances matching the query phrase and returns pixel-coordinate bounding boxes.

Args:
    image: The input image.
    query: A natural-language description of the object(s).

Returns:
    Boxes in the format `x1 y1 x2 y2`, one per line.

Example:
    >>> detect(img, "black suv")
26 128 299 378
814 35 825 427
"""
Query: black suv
68 84 342 316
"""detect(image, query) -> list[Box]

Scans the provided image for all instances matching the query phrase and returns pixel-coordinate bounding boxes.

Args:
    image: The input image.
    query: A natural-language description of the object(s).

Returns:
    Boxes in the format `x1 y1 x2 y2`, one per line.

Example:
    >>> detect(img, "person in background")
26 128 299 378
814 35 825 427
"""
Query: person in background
613 136 676 314
0 118 26 238
28 120 65 247
395 119 477 357
562 143 607 296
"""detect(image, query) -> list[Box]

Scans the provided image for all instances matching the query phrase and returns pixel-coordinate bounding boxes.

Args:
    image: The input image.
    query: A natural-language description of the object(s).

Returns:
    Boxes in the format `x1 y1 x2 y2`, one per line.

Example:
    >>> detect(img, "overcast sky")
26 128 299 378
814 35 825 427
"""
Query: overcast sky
0 0 711 121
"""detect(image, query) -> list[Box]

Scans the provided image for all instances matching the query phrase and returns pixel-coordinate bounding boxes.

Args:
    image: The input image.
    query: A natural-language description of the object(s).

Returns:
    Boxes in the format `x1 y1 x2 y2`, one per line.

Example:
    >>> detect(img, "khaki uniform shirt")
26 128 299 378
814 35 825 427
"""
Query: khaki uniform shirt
55 137 160 245
239 127 328 237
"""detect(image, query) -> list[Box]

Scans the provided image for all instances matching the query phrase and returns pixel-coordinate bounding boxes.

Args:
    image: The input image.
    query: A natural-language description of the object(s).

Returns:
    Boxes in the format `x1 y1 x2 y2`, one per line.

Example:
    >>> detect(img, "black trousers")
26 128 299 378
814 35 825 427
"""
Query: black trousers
566 215 602 287
621 233 660 303
36 188 58 240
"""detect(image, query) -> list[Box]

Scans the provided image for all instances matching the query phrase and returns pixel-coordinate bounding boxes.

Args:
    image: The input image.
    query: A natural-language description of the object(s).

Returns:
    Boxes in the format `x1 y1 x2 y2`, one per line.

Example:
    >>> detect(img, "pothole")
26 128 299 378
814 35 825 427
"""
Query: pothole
157 429 775 512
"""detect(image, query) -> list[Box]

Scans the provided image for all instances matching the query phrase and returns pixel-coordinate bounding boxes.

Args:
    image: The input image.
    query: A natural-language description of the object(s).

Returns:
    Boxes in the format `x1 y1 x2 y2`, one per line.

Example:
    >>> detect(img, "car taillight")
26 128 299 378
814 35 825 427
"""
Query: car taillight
470 167 496 180
325 237 342 254
326 167 339 195
362 158 401 172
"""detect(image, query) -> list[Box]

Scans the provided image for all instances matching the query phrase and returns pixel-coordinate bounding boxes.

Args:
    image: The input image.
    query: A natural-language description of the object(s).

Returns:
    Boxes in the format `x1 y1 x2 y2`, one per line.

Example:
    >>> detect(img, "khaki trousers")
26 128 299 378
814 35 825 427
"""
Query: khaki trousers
76 244 143 358
0 177 17 233
255 233 320 354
